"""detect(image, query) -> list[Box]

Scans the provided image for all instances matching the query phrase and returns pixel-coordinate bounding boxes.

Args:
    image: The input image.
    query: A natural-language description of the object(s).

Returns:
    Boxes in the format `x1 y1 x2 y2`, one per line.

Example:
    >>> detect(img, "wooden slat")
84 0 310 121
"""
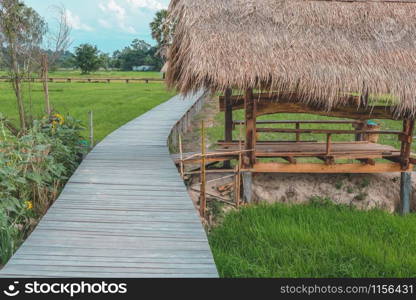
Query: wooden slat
0 92 218 278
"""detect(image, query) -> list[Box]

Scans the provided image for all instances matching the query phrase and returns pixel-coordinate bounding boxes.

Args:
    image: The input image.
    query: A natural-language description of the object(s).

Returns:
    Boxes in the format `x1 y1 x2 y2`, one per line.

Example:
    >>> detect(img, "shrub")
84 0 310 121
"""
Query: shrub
0 114 86 265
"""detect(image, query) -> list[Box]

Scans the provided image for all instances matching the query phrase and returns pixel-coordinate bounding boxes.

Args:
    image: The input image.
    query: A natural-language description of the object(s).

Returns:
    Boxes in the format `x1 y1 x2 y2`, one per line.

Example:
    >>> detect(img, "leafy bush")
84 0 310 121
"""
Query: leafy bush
0 114 86 265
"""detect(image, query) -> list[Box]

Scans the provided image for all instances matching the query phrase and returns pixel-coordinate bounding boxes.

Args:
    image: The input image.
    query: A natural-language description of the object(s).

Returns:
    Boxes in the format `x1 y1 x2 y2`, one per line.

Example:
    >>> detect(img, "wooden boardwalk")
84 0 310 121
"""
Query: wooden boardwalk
0 92 218 278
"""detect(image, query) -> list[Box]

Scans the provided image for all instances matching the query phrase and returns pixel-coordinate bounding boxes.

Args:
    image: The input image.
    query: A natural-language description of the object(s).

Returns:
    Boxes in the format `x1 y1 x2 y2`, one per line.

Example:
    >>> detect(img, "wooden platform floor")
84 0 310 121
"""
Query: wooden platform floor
0 92 218 278
219 141 400 159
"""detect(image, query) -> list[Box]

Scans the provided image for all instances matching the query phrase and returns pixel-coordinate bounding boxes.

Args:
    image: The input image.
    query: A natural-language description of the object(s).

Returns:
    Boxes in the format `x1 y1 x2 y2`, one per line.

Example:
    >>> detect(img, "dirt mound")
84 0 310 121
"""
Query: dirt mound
252 173 416 213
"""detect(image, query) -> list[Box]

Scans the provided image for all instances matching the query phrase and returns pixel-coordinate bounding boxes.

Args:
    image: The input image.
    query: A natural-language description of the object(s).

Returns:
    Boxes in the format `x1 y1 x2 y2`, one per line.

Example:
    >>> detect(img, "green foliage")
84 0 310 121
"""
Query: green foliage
112 39 163 71
74 44 102 74
209 202 416 278
0 115 86 265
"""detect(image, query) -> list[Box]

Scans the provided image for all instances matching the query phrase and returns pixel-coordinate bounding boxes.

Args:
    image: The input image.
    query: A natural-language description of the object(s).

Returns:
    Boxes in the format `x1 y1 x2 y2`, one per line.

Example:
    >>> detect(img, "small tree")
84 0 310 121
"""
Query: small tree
74 44 101 74
0 0 47 131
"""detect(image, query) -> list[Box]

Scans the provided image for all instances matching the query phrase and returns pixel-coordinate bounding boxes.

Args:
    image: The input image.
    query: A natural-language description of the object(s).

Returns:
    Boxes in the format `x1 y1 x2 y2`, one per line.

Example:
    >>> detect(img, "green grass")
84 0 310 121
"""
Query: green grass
0 81 175 142
0 70 163 79
209 200 416 278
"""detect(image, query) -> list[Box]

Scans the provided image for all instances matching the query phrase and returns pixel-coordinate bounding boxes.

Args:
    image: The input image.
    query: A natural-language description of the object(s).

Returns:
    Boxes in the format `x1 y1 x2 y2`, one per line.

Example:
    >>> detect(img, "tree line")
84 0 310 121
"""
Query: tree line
59 39 164 74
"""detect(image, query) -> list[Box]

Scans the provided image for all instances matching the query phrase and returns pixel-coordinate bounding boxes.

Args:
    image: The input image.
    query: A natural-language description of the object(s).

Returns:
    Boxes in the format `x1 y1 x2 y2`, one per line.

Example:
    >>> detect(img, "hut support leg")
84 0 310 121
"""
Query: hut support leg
400 172 412 215
244 88 256 168
224 88 233 169
242 88 256 204
242 172 253 203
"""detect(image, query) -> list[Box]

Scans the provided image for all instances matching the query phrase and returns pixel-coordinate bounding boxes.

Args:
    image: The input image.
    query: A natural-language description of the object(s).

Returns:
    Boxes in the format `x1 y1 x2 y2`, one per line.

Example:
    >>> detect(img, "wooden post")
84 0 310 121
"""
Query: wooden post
400 172 412 215
354 120 366 141
326 133 332 156
400 119 415 170
399 119 414 215
242 172 253 203
296 122 300 142
243 88 256 168
224 88 233 169
89 110 94 150
243 88 256 204
179 134 184 178
199 120 207 218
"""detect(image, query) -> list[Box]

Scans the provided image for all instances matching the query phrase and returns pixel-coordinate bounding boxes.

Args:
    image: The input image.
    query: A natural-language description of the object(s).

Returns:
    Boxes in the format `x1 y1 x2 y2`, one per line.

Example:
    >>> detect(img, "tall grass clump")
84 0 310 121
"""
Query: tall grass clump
0 114 86 265
209 199 416 278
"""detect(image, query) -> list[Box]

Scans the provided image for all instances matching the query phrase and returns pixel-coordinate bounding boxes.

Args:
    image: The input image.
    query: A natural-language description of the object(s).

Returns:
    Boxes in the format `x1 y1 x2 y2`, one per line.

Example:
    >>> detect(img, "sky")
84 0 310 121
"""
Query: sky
24 0 170 53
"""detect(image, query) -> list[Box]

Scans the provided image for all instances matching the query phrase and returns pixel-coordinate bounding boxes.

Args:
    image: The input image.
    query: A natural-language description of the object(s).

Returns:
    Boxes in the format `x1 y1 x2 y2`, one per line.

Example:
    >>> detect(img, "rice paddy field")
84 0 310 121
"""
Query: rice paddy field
0 80 175 142
209 200 416 278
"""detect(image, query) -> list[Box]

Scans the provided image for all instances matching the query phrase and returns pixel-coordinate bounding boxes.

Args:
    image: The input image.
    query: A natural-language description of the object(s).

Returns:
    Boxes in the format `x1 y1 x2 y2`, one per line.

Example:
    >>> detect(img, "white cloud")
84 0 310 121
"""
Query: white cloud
98 19 112 29
99 0 137 33
126 0 167 10
65 9 93 31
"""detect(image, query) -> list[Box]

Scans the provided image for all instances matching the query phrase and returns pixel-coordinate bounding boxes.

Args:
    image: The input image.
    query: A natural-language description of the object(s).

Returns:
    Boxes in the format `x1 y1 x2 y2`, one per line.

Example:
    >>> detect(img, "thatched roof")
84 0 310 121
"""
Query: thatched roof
166 0 416 116
161 62 169 73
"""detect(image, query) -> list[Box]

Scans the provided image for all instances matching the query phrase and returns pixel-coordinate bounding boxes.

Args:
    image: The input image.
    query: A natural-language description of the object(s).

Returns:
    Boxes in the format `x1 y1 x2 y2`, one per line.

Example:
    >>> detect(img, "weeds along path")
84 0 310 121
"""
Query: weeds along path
0 91 218 278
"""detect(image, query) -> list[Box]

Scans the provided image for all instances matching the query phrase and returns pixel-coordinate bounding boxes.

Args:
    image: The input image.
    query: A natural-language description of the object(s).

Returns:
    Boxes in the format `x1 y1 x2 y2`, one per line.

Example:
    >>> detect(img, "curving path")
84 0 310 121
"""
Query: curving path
1 91 218 278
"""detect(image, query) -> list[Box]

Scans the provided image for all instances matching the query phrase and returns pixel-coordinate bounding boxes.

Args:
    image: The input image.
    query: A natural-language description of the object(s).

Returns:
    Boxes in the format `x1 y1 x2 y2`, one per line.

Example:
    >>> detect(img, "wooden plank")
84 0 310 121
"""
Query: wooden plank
251 162 413 173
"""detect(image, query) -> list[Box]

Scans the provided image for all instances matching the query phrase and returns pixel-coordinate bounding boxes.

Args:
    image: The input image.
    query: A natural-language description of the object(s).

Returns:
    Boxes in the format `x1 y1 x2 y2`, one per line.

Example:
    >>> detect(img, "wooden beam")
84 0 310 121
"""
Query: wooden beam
219 92 403 120
256 128 403 136
233 120 359 125
244 89 256 168
251 162 413 173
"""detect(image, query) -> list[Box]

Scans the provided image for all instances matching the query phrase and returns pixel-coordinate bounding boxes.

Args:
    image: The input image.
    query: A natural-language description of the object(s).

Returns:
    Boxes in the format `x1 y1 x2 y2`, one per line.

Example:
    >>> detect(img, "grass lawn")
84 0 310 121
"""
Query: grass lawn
0 70 163 79
209 200 416 278
0 81 175 142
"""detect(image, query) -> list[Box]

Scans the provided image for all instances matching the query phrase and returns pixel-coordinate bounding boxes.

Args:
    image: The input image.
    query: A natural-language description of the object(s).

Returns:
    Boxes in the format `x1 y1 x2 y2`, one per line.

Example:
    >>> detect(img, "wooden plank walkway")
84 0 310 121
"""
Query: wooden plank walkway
0 91 218 278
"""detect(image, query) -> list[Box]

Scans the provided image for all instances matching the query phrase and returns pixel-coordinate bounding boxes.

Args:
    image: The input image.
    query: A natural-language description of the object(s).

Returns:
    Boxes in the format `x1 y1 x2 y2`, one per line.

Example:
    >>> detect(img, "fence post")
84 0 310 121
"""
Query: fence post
89 110 94 150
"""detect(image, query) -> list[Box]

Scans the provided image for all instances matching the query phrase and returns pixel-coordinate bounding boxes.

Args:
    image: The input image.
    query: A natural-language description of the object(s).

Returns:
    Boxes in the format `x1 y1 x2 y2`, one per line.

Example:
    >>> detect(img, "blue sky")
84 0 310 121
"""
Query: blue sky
24 0 170 53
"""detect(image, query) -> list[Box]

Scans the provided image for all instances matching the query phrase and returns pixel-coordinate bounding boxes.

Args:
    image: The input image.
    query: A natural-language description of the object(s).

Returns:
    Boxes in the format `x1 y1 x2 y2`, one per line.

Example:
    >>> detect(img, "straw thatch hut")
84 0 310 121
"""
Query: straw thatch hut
166 0 416 213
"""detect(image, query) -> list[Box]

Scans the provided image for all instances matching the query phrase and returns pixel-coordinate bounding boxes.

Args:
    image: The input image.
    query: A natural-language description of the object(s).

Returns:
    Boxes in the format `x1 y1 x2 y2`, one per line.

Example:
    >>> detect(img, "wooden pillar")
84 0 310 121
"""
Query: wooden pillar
242 172 253 203
400 119 415 170
400 119 414 215
400 172 412 215
354 120 366 141
243 88 257 169
224 88 233 169
243 88 256 204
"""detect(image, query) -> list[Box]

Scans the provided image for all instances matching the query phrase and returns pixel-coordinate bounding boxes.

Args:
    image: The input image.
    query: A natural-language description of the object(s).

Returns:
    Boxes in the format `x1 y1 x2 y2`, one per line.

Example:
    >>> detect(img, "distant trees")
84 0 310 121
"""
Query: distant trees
112 39 162 71
74 44 102 74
